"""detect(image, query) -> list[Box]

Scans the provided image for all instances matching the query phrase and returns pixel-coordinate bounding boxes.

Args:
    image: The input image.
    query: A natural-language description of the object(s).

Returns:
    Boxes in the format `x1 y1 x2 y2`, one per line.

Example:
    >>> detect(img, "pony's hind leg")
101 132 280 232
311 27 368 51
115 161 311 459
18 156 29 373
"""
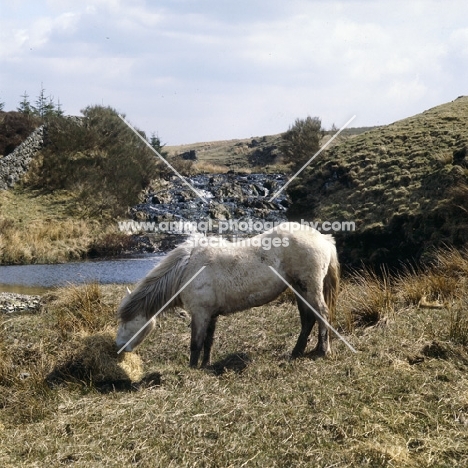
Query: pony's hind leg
291 294 317 358
314 296 331 356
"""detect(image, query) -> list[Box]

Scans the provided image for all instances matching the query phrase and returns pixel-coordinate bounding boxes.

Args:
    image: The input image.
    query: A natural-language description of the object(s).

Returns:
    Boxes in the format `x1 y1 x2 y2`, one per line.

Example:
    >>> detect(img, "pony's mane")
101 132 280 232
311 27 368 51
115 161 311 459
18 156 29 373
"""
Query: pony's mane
118 241 194 322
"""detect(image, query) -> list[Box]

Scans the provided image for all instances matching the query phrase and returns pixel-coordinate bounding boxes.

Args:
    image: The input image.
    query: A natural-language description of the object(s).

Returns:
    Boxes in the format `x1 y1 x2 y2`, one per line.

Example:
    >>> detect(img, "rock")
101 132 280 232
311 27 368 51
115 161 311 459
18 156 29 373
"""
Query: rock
0 293 42 314
0 125 46 190
128 172 290 248
179 150 197 161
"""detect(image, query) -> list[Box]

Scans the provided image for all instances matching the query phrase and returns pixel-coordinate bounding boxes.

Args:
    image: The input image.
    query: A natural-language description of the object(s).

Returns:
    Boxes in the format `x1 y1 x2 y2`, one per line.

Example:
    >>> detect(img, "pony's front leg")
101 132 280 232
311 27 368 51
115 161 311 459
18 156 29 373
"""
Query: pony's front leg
189 312 212 368
201 316 218 368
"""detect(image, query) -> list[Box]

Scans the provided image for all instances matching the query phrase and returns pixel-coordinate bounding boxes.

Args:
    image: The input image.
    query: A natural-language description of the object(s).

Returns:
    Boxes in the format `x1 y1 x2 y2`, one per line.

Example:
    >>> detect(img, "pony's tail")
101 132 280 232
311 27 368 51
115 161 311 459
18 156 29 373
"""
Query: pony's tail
323 243 340 324
118 243 193 323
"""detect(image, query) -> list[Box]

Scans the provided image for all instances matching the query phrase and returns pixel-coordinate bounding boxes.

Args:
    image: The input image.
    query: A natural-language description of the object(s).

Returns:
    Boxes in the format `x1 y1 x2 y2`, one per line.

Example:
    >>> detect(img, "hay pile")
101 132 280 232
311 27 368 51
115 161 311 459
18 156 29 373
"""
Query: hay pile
76 332 143 382
48 330 143 388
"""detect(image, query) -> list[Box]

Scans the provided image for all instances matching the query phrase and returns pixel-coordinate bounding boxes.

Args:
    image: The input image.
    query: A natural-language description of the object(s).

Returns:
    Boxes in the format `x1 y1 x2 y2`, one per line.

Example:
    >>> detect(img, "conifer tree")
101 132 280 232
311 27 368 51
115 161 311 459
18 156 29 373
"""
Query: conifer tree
17 91 34 115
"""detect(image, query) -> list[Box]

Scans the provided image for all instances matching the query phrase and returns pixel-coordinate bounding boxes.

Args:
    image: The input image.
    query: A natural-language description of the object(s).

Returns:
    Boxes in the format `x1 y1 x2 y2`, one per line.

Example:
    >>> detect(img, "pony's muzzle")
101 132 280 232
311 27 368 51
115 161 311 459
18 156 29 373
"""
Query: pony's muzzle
115 335 134 353
116 340 134 353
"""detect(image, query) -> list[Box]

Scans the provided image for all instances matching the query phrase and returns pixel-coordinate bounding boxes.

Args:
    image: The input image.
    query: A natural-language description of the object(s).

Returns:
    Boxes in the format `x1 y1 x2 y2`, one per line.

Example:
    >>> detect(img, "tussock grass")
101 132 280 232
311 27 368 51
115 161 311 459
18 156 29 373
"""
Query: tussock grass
449 298 468 346
43 282 115 336
433 246 468 278
397 247 468 306
339 267 395 331
396 267 458 306
2 254 468 467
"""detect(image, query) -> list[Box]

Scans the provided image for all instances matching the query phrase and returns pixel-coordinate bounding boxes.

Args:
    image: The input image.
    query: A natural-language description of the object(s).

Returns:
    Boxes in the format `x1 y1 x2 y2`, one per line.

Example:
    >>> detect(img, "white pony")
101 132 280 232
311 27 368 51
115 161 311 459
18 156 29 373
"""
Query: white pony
116 222 340 368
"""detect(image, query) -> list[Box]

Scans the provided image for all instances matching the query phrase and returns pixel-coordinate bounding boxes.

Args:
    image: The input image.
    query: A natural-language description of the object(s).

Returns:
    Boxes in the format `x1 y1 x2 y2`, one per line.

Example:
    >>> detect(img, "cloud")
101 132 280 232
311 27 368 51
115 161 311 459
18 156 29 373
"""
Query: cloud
1 1 468 143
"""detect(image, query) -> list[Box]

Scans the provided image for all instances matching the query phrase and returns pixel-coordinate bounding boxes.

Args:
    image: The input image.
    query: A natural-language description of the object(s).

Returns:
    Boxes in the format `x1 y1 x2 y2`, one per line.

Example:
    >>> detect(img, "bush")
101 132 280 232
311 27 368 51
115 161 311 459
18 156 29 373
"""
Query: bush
25 106 160 217
281 116 324 169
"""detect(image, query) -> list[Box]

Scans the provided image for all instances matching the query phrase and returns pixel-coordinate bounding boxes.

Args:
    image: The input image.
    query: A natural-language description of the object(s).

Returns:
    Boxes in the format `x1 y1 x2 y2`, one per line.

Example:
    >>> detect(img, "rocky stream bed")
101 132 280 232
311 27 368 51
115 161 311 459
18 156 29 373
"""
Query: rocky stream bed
130 172 290 240
116 172 292 252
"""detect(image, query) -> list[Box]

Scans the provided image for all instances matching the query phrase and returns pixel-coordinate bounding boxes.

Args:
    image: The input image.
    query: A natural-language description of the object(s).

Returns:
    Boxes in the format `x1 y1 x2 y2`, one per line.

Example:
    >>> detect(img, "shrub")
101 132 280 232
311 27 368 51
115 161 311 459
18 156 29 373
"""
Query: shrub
25 106 160 217
0 111 41 156
281 116 324 169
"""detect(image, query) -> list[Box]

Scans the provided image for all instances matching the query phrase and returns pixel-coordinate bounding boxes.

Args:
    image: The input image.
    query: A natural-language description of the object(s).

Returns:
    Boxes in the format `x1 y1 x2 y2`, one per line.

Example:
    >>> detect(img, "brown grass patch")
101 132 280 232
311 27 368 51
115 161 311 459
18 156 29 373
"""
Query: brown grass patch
0 217 93 264
339 267 395 331
192 160 230 174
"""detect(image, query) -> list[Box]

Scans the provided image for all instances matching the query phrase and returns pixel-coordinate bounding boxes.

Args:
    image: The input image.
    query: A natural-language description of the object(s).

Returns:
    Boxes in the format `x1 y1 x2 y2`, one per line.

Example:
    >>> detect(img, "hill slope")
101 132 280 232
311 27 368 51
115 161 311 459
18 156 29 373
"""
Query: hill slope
165 127 375 169
288 96 468 267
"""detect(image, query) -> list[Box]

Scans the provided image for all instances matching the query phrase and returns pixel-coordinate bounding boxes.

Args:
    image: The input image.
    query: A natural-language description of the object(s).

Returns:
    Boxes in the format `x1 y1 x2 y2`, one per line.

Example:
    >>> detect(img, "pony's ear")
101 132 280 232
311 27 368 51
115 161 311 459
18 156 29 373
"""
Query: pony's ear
126 286 132 295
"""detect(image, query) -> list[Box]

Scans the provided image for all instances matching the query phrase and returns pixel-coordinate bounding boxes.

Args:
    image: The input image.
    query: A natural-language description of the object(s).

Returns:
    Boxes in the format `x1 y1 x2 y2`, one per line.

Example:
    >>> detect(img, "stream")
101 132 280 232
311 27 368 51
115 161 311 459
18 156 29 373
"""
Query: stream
0 255 163 295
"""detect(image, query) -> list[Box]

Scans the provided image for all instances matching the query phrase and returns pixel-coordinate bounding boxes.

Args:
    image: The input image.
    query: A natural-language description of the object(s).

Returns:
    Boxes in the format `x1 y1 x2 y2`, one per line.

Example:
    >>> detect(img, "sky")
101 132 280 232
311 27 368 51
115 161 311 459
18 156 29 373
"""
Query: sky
1 0 468 145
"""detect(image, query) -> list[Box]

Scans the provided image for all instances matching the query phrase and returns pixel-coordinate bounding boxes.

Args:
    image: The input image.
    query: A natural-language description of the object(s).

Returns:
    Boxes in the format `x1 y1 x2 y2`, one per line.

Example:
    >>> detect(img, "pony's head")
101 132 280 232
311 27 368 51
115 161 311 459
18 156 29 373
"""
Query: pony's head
115 290 156 352
116 314 156 352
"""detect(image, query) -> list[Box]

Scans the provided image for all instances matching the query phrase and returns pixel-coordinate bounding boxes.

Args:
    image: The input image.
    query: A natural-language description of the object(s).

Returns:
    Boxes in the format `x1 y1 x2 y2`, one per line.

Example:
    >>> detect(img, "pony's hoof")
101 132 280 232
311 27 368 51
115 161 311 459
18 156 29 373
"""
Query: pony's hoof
312 348 330 358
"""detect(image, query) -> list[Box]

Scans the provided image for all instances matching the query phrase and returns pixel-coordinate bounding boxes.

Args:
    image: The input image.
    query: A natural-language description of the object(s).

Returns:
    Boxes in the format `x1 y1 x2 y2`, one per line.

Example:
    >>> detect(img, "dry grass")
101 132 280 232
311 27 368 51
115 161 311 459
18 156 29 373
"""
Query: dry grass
433 247 468 278
0 188 136 265
2 253 468 467
48 330 144 385
449 299 468 346
192 160 230 174
397 248 468 306
339 267 395 331
0 217 93 264
43 282 116 335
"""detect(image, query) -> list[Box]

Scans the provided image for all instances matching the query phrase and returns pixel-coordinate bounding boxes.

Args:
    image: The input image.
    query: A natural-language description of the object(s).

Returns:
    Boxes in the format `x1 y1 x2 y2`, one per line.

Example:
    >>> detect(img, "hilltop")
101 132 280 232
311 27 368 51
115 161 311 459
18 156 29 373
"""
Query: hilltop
165 126 375 170
288 96 468 267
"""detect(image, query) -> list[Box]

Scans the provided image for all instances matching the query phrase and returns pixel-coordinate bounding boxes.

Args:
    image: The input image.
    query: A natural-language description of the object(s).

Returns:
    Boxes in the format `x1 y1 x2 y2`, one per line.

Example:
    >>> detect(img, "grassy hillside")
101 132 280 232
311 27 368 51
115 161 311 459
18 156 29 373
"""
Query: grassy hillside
166 127 374 170
166 134 285 170
288 97 468 267
1 248 468 467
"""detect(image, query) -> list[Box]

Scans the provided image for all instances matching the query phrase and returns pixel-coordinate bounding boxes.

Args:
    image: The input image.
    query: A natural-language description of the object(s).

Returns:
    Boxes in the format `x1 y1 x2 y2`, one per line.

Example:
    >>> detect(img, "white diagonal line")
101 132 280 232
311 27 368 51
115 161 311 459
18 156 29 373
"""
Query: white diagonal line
269 115 356 202
118 114 209 204
268 266 356 353
117 266 206 354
